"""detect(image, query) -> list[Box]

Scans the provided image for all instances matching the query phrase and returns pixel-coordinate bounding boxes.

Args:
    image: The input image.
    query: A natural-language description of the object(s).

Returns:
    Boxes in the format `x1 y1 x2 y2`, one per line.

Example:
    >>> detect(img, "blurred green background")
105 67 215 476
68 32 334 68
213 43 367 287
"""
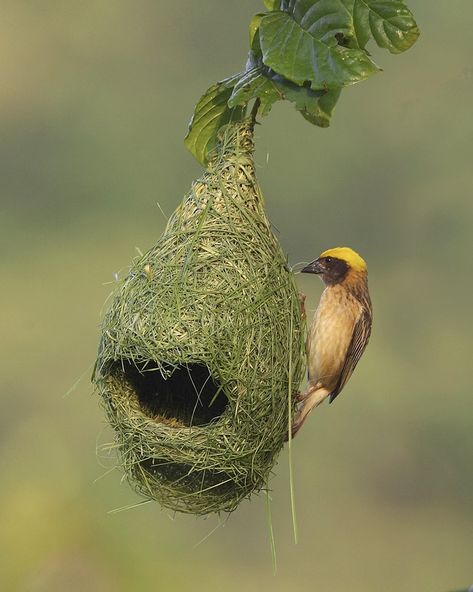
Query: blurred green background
1 2 472 591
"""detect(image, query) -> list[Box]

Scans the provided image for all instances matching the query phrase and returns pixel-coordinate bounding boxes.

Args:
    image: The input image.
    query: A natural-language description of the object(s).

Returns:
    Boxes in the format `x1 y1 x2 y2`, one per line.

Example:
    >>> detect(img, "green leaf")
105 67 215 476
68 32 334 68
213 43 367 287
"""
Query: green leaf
353 0 420 53
228 65 341 127
184 83 246 166
184 0 420 153
259 7 379 90
263 0 280 10
249 13 265 53
273 77 341 126
228 67 282 115
293 86 342 127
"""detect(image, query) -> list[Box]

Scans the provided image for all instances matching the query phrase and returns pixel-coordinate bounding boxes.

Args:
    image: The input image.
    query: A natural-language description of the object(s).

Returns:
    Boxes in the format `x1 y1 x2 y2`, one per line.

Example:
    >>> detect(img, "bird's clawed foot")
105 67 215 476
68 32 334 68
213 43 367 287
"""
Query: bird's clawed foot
285 392 307 441
285 411 305 441
287 385 326 440
285 393 305 441
298 292 306 320
294 390 309 402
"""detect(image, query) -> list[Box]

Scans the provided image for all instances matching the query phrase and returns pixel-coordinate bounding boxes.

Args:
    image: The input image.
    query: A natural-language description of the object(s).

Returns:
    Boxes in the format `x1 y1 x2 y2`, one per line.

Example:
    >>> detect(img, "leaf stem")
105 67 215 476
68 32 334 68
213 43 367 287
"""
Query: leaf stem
250 97 261 126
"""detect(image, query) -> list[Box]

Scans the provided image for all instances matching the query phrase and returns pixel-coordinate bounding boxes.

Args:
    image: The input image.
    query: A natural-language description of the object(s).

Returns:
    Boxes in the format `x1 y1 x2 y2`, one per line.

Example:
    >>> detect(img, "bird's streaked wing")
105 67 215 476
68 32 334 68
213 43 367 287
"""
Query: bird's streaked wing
329 308 372 403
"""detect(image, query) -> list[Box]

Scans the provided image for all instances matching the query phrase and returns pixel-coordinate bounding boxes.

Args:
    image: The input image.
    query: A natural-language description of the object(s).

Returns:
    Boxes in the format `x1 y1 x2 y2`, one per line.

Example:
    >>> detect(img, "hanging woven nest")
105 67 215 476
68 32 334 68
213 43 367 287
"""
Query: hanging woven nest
93 118 305 514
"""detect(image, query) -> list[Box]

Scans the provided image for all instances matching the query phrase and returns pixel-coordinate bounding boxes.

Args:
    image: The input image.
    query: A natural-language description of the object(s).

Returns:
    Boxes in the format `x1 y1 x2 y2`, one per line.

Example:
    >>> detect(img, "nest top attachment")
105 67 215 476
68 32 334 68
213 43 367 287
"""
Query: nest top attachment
93 118 305 514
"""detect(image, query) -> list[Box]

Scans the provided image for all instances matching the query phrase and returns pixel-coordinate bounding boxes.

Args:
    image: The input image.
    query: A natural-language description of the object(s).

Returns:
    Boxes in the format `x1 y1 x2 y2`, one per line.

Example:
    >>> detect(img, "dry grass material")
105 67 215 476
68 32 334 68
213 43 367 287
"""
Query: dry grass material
93 118 305 514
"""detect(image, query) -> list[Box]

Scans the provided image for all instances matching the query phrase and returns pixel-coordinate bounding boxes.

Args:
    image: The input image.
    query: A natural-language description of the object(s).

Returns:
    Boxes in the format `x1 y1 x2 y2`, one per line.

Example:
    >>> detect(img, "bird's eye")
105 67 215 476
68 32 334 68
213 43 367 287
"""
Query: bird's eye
325 257 333 264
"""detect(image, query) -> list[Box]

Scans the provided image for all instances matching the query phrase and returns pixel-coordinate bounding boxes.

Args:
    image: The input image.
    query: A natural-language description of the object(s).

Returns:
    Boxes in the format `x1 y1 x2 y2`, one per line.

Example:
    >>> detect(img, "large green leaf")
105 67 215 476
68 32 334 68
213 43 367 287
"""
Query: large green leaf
353 0 419 53
259 6 379 89
184 0 419 161
228 65 341 127
185 83 246 166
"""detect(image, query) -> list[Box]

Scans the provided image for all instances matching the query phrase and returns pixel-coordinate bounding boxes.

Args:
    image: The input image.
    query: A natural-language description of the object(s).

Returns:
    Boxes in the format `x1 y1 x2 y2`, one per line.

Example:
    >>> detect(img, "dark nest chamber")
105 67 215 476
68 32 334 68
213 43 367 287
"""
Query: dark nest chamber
118 360 227 427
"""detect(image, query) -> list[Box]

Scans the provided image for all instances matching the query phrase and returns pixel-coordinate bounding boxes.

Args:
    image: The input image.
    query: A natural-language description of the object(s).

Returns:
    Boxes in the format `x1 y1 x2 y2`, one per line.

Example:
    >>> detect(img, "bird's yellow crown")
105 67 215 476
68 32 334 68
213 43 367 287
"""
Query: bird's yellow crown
320 247 367 273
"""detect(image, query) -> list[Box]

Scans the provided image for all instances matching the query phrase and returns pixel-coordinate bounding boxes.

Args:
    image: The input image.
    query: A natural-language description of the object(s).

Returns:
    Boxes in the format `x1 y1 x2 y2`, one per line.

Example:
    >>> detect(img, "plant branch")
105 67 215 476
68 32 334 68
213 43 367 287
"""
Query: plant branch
250 98 261 127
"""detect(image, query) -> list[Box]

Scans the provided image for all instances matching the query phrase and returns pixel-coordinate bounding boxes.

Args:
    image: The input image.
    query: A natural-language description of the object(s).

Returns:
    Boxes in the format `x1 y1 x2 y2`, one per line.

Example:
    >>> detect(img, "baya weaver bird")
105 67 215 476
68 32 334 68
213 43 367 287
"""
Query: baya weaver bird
291 247 373 437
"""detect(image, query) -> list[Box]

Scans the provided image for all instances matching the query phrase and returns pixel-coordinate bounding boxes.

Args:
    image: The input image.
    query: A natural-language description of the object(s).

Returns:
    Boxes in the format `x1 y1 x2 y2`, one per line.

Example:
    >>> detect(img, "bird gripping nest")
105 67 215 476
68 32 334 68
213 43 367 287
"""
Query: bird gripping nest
93 117 305 514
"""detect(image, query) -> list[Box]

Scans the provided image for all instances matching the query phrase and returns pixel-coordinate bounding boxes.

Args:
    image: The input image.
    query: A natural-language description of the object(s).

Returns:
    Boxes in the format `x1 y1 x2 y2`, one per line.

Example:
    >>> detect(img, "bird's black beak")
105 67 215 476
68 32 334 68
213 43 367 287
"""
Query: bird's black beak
301 259 324 274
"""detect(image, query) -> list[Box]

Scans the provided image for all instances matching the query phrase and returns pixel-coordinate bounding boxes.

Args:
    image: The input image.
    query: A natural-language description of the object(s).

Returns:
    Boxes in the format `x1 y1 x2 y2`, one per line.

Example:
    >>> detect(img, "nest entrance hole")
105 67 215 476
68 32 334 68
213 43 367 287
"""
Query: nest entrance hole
116 360 228 427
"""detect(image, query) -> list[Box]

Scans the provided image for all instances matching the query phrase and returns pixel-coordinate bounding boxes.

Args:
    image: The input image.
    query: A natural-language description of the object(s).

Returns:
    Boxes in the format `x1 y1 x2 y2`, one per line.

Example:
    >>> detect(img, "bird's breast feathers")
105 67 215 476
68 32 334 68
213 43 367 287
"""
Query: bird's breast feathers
307 286 363 389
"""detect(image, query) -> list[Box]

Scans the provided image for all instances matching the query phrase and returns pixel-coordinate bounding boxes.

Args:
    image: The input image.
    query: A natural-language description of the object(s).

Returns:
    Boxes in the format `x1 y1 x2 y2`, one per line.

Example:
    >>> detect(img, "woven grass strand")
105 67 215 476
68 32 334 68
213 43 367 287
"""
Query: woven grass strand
93 118 305 514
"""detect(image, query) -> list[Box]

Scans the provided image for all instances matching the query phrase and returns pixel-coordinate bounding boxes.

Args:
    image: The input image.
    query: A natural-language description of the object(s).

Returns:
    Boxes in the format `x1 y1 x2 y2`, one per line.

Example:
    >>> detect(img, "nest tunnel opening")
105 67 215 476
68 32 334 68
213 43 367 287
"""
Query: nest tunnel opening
115 360 228 427
139 458 236 496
